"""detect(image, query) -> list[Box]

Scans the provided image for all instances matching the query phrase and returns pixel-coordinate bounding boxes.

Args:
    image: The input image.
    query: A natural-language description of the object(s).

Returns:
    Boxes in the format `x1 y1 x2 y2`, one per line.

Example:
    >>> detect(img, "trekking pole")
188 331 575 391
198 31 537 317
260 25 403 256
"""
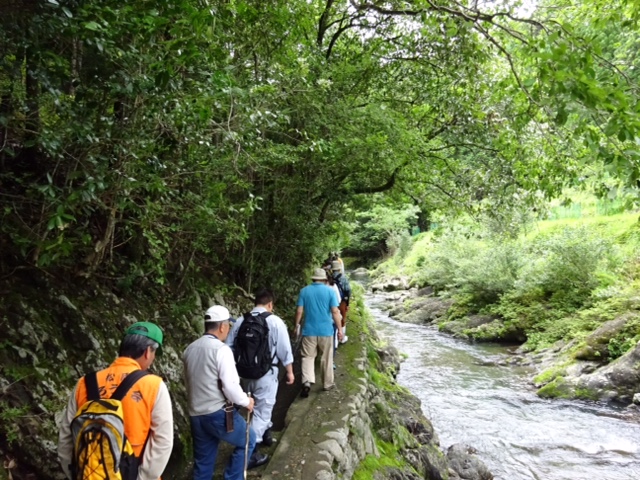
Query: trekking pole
243 393 252 480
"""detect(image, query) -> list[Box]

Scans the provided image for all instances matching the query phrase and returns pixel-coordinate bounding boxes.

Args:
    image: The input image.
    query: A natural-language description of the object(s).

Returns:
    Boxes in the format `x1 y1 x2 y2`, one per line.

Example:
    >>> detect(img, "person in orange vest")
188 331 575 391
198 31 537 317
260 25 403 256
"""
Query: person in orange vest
57 322 174 480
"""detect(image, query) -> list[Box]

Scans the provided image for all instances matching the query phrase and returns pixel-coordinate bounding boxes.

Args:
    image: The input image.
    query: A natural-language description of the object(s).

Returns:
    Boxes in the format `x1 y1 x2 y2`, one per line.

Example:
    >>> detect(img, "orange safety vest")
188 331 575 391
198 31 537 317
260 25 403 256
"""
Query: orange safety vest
75 357 162 457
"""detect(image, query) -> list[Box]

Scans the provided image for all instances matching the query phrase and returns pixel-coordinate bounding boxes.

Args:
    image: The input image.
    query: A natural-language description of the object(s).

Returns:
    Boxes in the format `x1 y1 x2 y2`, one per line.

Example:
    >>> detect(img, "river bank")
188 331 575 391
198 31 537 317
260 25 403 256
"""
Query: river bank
367 274 640 405
366 288 640 480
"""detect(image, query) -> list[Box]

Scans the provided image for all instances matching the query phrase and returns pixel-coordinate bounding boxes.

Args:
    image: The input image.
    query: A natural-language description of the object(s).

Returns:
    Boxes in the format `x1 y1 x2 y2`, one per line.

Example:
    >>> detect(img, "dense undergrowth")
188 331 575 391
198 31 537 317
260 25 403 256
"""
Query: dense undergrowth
373 196 640 361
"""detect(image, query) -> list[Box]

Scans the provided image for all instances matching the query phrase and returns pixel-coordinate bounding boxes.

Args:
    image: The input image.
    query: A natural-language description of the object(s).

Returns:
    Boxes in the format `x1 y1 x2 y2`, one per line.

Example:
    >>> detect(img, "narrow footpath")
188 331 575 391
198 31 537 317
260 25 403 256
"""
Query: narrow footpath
214 329 371 480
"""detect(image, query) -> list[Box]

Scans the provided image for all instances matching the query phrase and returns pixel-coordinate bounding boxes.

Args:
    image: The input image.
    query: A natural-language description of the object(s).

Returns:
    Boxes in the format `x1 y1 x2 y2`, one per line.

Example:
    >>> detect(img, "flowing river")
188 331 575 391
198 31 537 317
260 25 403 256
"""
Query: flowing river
365 292 640 480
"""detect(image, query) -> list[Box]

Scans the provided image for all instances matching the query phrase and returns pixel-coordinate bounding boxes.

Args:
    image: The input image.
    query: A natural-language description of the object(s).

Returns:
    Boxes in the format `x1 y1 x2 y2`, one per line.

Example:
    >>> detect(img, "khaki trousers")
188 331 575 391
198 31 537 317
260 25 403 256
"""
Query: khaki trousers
300 336 334 389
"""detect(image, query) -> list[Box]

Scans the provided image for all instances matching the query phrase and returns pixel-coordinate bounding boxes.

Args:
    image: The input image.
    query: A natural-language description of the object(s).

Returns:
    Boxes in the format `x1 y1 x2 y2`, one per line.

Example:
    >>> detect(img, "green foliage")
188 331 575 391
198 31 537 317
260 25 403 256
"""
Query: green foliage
534 364 569 386
515 226 620 305
378 202 640 357
352 440 410 480
415 225 523 305
607 316 640 360
0 401 30 445
4 0 637 292
346 202 419 259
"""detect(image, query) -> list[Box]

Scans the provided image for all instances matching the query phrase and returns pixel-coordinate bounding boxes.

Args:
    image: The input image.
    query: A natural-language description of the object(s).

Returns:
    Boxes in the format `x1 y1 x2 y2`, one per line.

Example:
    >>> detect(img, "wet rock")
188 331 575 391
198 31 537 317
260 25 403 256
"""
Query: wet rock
370 276 410 292
634 393 640 405
574 313 638 361
373 469 422 480
416 286 434 297
397 298 453 325
351 268 369 279
376 345 401 378
575 340 640 401
446 444 493 480
388 305 405 318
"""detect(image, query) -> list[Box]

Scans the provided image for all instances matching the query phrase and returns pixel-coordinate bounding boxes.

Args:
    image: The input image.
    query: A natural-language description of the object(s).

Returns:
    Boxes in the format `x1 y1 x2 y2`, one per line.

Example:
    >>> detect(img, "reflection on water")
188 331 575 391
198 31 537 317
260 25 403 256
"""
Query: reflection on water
366 293 640 480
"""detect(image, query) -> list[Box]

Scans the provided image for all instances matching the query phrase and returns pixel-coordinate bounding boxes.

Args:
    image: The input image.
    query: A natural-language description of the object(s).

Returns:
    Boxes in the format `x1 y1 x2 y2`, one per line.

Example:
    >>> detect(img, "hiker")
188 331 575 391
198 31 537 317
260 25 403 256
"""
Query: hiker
331 260 352 344
226 288 294 450
323 251 344 274
325 270 343 350
57 322 174 480
183 305 267 480
333 252 345 275
294 268 343 397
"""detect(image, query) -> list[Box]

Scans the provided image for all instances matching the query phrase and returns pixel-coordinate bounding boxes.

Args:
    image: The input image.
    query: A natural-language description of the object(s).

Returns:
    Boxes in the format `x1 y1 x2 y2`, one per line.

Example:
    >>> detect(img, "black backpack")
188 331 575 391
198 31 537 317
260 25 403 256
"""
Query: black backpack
233 311 275 379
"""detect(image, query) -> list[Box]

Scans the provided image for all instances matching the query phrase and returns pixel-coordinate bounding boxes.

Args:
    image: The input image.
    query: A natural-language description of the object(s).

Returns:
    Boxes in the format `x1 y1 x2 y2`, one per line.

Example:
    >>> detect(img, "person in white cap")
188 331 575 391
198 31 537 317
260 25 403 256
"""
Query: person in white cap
183 305 267 480
226 288 294 450
294 268 343 397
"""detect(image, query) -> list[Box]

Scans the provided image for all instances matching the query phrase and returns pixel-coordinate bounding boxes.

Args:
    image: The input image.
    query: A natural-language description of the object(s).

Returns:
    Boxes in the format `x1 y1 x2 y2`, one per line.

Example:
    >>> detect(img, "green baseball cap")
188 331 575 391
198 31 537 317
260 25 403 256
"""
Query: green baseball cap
126 322 164 353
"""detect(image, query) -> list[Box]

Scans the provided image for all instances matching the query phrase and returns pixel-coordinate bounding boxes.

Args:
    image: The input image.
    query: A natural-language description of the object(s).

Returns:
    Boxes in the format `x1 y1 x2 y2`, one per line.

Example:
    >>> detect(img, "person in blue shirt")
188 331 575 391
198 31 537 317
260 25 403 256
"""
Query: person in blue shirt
294 268 343 398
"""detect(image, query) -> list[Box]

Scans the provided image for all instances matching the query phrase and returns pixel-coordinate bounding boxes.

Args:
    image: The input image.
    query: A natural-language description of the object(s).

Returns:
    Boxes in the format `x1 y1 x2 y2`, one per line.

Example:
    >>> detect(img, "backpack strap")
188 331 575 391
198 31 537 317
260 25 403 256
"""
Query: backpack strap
84 372 100 401
257 311 278 368
110 370 150 401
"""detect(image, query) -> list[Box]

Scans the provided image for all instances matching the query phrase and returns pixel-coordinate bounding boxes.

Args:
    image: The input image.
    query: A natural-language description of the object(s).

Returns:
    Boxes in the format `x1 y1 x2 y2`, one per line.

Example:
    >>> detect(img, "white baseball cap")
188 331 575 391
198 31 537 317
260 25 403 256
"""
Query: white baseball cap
204 305 232 322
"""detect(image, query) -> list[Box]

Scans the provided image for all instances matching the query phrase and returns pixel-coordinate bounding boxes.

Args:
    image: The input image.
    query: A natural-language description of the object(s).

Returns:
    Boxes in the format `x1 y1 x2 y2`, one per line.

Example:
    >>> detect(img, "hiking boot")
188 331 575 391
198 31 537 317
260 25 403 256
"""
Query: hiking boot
300 382 311 398
247 451 269 469
323 384 335 391
262 428 274 447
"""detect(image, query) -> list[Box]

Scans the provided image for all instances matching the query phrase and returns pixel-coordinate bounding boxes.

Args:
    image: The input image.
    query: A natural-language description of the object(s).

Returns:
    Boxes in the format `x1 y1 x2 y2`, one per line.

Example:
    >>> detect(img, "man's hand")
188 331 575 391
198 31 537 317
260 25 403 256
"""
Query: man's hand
337 330 343 341
246 397 255 412
286 371 295 385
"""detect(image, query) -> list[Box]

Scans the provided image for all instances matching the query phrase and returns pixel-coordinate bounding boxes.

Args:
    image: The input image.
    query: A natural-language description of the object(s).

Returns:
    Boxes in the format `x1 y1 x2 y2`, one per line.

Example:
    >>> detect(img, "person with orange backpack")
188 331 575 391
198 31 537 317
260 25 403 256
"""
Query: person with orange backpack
57 322 174 480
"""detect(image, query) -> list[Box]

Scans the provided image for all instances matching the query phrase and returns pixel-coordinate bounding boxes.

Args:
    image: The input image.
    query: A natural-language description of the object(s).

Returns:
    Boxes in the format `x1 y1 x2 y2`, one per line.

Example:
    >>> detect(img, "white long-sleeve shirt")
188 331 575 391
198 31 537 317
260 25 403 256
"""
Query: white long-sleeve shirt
183 334 250 416
57 380 173 480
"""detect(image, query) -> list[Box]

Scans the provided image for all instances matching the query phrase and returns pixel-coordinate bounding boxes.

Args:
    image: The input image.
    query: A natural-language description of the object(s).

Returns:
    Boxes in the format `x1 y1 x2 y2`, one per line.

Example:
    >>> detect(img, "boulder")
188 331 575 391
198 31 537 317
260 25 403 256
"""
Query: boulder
399 297 453 325
537 340 640 402
439 315 494 336
376 345 402 379
446 444 493 480
575 339 640 401
388 305 406 318
416 286 434 297
351 268 369 279
370 276 410 292
574 313 639 361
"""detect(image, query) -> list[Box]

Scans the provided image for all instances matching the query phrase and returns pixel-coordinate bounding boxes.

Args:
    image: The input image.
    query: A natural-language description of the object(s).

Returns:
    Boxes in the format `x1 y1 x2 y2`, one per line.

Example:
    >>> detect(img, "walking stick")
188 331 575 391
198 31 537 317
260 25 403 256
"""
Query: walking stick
243 393 252 480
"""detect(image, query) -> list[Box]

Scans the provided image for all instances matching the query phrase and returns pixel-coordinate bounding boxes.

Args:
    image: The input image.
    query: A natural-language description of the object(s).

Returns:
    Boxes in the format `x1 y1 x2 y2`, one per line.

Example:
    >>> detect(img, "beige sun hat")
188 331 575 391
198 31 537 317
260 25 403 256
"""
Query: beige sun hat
311 268 328 281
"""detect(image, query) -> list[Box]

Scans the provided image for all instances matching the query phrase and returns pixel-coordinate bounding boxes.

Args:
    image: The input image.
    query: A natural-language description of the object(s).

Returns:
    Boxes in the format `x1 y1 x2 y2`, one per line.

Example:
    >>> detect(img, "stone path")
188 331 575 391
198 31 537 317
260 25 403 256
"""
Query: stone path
259 335 373 480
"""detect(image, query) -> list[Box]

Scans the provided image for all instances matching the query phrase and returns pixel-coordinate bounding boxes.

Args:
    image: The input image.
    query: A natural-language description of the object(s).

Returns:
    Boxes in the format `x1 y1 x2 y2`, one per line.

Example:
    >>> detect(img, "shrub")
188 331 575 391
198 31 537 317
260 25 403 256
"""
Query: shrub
514 226 620 307
417 229 524 306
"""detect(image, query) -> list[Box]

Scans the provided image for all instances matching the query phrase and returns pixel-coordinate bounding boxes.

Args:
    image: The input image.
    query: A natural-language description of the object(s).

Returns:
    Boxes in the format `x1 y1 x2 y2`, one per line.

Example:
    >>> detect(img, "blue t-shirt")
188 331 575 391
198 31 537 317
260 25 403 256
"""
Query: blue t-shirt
296 282 339 337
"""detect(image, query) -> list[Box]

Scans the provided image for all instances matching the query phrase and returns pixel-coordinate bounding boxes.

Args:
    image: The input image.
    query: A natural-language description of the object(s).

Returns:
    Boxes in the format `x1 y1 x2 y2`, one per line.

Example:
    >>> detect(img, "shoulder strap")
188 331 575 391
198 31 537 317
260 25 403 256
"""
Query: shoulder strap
110 370 150 401
258 312 277 365
85 372 100 401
